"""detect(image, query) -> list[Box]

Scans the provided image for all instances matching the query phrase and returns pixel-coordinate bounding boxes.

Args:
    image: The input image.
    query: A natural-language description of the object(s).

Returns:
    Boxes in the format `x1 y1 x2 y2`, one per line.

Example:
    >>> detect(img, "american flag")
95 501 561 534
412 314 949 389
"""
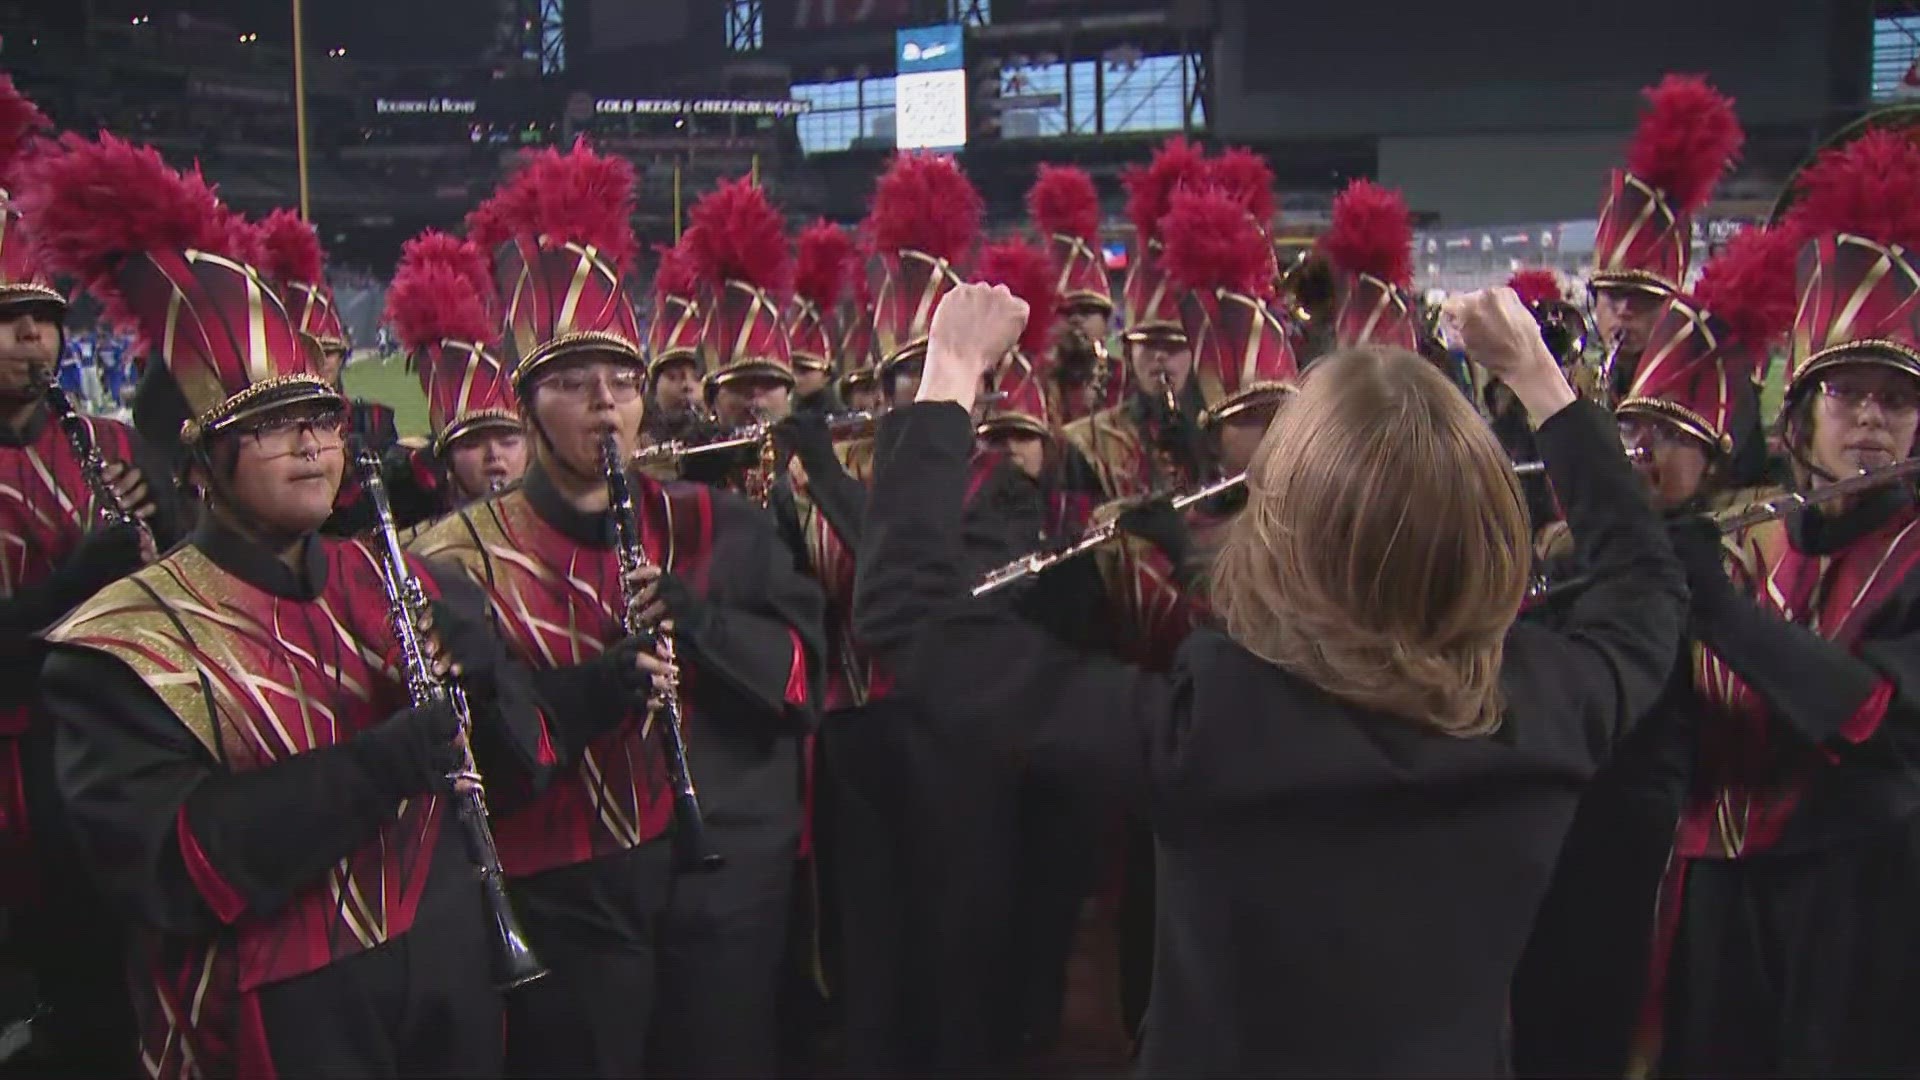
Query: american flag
793 0 911 31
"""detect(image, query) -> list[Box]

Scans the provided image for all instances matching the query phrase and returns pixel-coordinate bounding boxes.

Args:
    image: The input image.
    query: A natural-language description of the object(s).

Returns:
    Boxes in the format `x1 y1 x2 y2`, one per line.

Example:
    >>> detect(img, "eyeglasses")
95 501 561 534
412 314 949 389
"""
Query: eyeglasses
541 368 646 402
1617 418 1696 450
239 413 347 457
1820 376 1920 417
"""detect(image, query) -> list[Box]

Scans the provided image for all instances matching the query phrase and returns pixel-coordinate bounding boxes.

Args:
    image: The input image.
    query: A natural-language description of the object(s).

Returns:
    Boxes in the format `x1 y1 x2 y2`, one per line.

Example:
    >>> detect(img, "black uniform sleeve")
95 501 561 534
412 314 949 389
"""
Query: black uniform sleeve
424 562 556 803
1501 400 1688 763
0 522 146 632
1676 526 1920 756
854 403 1171 806
672 495 827 731
126 425 185 549
44 646 427 929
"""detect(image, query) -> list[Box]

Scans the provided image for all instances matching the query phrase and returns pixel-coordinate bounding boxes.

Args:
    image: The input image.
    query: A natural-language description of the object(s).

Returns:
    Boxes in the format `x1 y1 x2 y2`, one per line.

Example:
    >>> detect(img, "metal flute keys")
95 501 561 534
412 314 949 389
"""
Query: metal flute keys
39 369 152 548
973 471 1249 597
599 433 723 871
354 451 546 989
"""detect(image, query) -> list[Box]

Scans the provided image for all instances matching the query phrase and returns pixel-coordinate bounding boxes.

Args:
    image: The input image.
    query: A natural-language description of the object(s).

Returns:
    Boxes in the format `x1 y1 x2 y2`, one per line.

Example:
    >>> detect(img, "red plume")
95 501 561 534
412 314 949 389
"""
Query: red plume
974 237 1058 356
1786 127 1920 252
652 238 698 299
1026 163 1101 243
491 137 638 271
1691 225 1799 349
1207 146 1276 227
254 207 326 285
1506 268 1563 308
1625 74 1744 213
867 152 982 264
399 230 492 308
794 219 855 309
17 132 232 329
684 175 792 295
1159 184 1277 299
219 208 264 270
464 188 516 266
0 73 51 191
387 230 495 354
1319 179 1413 288
1122 135 1208 244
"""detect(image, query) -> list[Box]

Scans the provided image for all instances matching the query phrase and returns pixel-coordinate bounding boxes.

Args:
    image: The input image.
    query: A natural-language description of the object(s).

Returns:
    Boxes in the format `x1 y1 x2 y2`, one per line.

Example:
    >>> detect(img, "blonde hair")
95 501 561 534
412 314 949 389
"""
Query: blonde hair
1210 347 1531 737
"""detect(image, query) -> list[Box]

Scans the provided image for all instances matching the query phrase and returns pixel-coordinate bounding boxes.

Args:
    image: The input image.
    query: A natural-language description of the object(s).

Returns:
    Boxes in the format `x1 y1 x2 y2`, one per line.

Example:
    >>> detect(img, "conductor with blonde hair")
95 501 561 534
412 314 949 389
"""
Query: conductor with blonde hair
851 283 1686 1077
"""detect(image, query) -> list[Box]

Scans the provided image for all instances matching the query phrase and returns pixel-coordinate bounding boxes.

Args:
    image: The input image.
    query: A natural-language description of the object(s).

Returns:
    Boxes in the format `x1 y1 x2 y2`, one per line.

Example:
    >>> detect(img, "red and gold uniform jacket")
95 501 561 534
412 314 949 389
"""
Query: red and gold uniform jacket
412 464 822 873
42 528 528 1079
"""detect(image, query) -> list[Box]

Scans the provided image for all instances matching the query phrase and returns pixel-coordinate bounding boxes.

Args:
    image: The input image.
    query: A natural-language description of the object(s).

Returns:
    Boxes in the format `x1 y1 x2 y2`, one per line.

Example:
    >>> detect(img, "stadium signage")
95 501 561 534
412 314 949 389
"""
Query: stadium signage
376 97 478 115
594 98 811 117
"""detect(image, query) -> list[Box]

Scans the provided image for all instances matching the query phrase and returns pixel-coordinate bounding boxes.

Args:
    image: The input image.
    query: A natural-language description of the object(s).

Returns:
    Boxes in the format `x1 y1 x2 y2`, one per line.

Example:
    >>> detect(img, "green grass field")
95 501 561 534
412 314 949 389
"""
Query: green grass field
341 352 431 438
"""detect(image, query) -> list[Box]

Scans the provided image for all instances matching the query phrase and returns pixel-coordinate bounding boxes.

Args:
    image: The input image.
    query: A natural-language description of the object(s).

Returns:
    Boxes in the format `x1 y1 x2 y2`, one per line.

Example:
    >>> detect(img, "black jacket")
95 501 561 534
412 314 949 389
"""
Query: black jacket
852 398 1686 1078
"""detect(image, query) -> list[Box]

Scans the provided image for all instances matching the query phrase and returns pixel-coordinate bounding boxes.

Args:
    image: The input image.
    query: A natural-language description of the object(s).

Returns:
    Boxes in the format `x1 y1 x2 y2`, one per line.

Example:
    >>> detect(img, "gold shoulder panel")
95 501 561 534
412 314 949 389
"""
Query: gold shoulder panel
48 546 248 760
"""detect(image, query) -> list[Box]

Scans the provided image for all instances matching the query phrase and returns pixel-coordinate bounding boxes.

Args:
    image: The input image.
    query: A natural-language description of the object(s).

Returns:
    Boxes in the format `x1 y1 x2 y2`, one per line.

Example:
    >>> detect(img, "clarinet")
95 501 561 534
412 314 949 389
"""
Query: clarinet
600 433 724 871
38 369 151 548
354 450 547 989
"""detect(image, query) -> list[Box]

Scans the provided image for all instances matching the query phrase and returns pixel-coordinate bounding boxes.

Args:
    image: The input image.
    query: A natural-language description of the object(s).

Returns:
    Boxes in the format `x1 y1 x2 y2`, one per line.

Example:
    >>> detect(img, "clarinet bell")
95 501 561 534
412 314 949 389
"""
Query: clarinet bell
673 805 725 872
490 906 549 990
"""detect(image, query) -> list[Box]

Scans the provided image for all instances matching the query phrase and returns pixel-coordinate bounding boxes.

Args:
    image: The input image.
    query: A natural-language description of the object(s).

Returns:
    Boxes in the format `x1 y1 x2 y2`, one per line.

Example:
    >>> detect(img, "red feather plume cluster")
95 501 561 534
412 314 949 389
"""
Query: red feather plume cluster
0 73 51 191
387 229 495 354
651 239 699 300
684 176 792 295
1026 163 1102 243
1207 146 1276 227
1319 179 1412 288
17 132 232 331
867 152 982 264
463 189 515 269
974 237 1058 356
1625 74 1744 213
1506 268 1563 308
794 219 855 309
219 208 264 270
1785 127 1920 252
1691 225 1799 349
1159 185 1277 299
254 207 326 286
1121 135 1207 244
400 229 494 312
487 137 639 271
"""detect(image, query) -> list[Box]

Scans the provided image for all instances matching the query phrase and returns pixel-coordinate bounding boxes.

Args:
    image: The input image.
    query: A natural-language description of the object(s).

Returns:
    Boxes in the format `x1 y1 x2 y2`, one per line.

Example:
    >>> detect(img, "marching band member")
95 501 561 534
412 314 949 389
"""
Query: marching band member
1499 269 1575 528
679 177 799 502
643 236 711 448
1586 75 1743 408
1640 126 1920 1079
0 80 173 1077
1512 221 1798 1078
29 131 548 1079
410 141 822 1079
788 219 857 418
1027 163 1119 426
854 278 1684 1078
255 209 398 452
1064 137 1211 503
385 230 528 513
1322 179 1422 357
837 255 882 416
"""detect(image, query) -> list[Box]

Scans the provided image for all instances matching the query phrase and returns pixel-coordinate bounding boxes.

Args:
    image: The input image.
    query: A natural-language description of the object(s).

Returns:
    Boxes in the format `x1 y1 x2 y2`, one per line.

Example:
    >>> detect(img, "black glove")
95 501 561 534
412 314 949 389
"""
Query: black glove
1117 497 1193 574
773 411 840 476
653 573 718 646
428 597 508 687
1666 514 1738 617
343 700 462 801
526 635 657 756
